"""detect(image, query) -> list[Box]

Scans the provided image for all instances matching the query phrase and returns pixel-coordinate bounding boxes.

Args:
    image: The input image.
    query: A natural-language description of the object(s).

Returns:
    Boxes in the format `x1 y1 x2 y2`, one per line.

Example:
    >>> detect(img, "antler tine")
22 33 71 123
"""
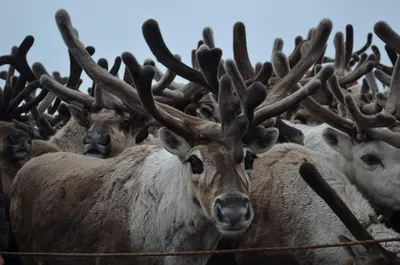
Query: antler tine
67 47 95 90
372 45 394 76
202 27 215 49
384 56 400 116
224 59 266 126
375 69 391 88
195 45 222 96
143 57 184 91
151 66 178 94
52 72 68 84
5 80 42 119
55 9 151 117
218 74 249 163
369 128 400 149
97 58 109 70
360 79 370 95
371 45 381 65
0 36 37 82
288 39 306 68
334 32 346 76
298 162 397 261
142 58 186 102
344 24 354 69
327 73 346 106
233 22 254 81
339 59 375 87
12 87 49 120
109 56 121 76
253 62 273 87
123 52 221 144
374 21 400 54
344 95 396 141
268 19 332 101
48 46 95 115
272 38 284 56
385 44 398 66
2 84 13 117
40 76 95 108
249 79 322 133
142 19 211 90
254 62 263 76
301 97 355 137
364 71 380 98
354 33 373 55
31 62 57 114
4 47 17 86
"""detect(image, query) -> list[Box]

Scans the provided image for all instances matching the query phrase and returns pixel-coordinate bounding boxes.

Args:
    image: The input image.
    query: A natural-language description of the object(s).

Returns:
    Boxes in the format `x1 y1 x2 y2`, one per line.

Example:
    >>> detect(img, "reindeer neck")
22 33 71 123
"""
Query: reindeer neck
125 148 220 263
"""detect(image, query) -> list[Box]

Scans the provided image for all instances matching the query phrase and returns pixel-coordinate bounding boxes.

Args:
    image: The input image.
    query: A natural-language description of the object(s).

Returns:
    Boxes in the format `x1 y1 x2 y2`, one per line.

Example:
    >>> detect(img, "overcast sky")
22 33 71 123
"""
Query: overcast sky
1 0 399 91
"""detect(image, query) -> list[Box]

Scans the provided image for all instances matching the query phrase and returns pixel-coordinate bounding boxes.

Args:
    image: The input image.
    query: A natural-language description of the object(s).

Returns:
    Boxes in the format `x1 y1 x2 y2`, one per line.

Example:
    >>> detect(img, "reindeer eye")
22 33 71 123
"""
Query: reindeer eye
186 154 204 175
244 151 257 171
361 154 383 167
119 120 131 133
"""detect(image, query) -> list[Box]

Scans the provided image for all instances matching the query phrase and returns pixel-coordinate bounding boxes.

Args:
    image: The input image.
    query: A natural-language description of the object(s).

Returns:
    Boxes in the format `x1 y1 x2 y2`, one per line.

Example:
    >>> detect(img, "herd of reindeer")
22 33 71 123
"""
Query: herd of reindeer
2 8 400 265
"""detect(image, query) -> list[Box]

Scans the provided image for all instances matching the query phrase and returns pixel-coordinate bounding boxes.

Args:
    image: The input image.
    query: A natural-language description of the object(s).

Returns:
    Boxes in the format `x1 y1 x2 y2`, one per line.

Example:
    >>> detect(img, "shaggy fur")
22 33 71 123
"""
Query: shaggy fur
10 134 260 265
282 120 400 217
216 143 400 265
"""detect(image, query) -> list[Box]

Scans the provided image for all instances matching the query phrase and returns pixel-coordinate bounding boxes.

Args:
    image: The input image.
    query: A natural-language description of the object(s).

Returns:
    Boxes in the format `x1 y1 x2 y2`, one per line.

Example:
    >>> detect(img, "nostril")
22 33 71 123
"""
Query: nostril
7 136 20 145
105 134 111 145
216 204 229 223
98 134 111 146
27 139 32 145
244 203 252 221
83 136 91 145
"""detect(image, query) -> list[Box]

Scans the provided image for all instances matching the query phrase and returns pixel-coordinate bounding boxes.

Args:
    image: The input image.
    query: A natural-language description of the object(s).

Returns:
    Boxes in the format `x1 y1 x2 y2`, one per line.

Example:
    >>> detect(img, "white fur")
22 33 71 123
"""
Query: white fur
125 148 220 265
234 144 400 265
282 120 400 215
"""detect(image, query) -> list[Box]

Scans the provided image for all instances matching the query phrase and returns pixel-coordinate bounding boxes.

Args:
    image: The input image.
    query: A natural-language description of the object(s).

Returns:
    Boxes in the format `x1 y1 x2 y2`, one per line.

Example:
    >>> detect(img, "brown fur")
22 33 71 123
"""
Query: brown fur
10 140 252 265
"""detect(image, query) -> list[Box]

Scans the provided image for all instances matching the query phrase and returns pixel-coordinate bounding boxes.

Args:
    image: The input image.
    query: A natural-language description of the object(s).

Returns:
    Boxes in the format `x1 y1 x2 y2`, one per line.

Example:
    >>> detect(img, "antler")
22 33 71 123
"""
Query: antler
299 162 399 263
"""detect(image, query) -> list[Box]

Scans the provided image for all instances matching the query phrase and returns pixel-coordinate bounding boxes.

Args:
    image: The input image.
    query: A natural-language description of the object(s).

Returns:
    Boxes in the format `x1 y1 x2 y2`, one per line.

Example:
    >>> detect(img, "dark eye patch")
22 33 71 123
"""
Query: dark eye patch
361 154 384 168
244 150 257 171
186 154 204 175
119 120 131 133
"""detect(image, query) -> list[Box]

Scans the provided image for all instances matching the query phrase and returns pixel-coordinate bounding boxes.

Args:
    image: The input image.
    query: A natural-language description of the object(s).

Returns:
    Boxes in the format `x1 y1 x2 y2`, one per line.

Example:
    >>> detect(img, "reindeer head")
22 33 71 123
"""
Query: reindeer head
68 106 147 159
0 121 32 161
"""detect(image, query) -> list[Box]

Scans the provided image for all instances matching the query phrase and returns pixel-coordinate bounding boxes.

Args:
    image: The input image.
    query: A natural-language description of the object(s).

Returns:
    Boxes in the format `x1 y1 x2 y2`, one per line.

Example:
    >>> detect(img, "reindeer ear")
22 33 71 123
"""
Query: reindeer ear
68 104 88 127
247 128 279 154
158 127 191 159
322 127 354 160
196 104 216 122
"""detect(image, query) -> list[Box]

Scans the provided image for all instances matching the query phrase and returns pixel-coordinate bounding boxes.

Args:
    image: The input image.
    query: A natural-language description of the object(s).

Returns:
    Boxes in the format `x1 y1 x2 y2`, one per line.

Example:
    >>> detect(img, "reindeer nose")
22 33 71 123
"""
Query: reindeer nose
83 131 110 146
213 195 253 227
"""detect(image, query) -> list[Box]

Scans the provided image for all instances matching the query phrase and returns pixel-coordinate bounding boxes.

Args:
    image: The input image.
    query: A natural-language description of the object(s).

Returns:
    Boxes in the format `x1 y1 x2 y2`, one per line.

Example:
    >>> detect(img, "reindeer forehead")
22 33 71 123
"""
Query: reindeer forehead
90 110 128 123
194 143 239 167
357 140 400 159
0 122 22 136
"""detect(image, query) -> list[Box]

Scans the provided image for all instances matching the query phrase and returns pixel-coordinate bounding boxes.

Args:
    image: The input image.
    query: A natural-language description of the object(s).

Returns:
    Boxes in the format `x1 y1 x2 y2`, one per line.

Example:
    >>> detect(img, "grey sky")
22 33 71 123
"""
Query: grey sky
1 0 399 91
